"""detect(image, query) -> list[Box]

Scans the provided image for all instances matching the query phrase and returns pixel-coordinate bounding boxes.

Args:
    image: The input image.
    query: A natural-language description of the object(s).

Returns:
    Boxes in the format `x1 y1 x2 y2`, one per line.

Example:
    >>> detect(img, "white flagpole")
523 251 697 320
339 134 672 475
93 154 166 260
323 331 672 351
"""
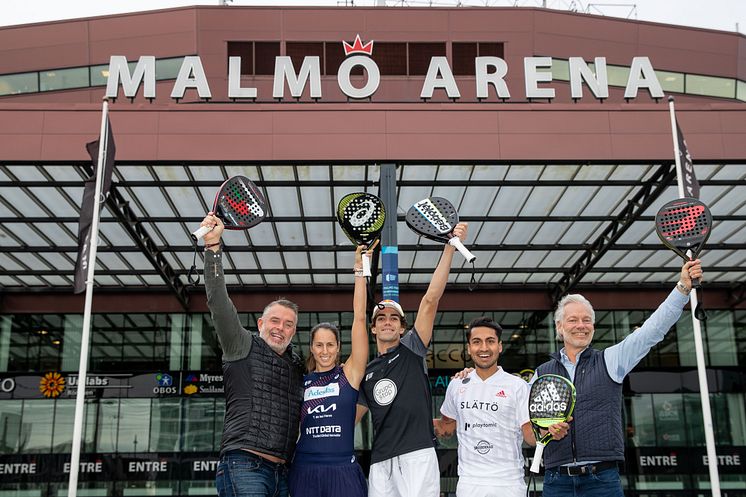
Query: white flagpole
668 96 721 497
68 99 110 497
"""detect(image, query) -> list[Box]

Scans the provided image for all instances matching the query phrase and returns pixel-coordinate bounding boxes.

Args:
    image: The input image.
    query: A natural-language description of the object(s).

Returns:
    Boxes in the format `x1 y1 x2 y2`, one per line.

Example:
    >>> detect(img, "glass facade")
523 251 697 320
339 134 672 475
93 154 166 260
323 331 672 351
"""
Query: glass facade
1 307 745 497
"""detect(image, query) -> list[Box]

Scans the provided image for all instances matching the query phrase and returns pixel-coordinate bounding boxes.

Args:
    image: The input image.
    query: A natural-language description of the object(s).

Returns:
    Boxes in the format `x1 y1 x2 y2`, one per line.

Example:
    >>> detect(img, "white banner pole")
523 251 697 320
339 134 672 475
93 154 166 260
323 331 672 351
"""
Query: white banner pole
668 96 721 497
67 99 109 497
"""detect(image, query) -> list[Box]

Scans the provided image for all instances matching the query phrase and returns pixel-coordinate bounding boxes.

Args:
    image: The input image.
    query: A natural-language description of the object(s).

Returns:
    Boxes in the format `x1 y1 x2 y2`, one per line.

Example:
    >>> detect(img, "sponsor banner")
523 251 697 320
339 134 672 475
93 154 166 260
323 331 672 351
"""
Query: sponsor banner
0 372 181 399
128 372 181 398
182 372 224 396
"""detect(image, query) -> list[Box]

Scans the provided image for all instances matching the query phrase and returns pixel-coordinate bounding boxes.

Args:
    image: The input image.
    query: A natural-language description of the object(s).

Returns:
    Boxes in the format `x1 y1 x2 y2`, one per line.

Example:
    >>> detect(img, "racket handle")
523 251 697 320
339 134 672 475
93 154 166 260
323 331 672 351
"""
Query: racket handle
530 442 546 474
191 225 213 241
362 253 372 277
448 237 476 263
691 277 701 289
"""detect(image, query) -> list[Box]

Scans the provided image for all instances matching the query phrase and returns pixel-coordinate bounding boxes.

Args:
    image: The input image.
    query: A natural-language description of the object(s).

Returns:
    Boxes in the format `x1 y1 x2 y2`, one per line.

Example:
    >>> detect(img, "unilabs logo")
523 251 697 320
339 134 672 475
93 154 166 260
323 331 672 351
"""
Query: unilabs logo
39 372 65 398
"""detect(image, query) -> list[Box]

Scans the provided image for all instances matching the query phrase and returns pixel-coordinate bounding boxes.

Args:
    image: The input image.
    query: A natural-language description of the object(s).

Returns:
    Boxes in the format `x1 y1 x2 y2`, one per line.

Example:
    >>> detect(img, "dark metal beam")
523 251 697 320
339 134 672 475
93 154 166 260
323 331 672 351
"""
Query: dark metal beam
4 214 746 224
1 179 742 188
103 187 190 310
549 163 678 303
515 163 679 340
8 265 743 277
4 243 744 253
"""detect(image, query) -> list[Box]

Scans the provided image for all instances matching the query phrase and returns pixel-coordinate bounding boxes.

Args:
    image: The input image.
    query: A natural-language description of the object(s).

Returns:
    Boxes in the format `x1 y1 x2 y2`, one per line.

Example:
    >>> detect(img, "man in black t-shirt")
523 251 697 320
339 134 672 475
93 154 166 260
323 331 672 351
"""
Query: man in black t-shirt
357 223 468 497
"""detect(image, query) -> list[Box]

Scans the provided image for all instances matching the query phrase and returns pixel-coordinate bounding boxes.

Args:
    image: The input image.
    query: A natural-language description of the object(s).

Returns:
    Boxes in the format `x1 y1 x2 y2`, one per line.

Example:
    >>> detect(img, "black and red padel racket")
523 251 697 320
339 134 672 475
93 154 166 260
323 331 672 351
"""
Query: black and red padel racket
654 197 712 288
191 176 266 241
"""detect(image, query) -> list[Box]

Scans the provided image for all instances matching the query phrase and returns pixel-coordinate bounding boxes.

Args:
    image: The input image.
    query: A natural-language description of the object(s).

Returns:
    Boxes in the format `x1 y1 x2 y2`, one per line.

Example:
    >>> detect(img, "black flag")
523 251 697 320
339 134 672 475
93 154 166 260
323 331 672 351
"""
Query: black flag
73 118 116 294
676 120 700 199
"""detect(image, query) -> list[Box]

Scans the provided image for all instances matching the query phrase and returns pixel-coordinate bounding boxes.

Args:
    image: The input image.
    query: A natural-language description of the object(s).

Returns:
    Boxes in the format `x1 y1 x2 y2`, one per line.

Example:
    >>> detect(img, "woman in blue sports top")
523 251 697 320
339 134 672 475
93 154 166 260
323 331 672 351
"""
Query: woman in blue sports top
289 245 371 497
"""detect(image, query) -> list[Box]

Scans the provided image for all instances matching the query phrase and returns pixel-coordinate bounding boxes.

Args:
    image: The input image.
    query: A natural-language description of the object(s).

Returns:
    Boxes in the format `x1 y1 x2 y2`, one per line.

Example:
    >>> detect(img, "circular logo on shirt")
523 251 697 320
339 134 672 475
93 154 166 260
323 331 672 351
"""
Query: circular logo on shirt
474 440 494 454
373 378 398 406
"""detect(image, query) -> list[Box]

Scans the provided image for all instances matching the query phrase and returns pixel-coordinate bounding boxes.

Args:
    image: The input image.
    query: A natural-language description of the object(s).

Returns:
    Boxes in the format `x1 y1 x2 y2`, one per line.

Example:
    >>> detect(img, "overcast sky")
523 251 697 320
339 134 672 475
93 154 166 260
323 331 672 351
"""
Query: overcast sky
2 0 744 32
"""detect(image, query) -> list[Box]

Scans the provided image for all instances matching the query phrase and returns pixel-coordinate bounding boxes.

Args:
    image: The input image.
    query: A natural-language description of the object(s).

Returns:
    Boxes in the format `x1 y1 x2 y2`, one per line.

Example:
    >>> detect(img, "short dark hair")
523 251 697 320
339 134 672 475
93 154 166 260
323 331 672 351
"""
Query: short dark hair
466 316 503 342
263 298 299 319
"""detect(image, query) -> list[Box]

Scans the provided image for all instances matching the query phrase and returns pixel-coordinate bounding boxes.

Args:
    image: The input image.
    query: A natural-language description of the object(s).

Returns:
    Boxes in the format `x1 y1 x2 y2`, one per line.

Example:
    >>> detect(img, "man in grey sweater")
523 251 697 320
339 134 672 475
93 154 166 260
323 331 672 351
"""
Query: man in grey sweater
200 212 304 497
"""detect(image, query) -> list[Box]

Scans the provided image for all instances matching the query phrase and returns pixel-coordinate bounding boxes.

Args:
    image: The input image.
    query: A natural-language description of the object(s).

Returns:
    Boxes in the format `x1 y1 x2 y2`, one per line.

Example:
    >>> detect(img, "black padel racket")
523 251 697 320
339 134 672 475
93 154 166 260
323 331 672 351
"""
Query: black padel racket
654 197 711 288
191 176 266 241
528 374 576 473
337 192 386 277
405 197 476 262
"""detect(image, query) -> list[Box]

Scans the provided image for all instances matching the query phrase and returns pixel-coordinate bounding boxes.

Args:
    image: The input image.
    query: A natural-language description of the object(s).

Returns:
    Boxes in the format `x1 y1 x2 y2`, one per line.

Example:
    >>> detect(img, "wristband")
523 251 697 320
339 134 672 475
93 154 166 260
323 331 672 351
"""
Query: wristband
676 281 691 295
205 241 221 249
354 267 364 277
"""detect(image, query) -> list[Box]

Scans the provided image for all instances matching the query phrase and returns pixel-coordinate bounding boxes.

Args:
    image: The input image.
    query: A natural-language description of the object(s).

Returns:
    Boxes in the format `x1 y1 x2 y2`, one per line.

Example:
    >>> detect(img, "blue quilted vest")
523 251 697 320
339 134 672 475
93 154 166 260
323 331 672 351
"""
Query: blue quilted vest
535 347 625 468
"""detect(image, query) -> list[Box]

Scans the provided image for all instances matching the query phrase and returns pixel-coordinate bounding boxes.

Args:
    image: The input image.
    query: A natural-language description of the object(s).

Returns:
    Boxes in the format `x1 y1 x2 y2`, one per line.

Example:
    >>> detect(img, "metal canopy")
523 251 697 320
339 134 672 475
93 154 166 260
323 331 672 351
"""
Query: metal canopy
0 162 744 301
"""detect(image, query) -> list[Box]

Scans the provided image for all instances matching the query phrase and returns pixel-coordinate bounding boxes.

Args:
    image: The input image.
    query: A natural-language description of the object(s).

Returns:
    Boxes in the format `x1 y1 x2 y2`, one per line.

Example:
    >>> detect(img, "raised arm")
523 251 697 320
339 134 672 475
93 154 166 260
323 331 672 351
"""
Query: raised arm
202 212 252 361
414 222 468 347
344 245 373 389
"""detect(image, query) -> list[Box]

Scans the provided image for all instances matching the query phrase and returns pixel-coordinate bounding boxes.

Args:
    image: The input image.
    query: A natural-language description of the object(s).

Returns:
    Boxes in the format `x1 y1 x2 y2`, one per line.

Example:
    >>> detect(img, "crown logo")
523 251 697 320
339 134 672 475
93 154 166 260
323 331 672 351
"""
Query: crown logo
343 34 374 56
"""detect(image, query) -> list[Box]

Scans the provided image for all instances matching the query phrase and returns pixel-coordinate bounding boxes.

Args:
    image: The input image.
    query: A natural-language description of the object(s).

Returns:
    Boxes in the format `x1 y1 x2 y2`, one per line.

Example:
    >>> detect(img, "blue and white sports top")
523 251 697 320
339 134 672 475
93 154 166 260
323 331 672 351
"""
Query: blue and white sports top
294 365 359 465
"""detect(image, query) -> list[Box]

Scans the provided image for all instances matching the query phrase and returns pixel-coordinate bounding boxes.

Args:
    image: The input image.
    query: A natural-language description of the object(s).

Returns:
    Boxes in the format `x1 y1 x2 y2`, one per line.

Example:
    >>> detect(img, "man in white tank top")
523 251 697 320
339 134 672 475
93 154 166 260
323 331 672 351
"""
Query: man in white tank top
434 317 568 497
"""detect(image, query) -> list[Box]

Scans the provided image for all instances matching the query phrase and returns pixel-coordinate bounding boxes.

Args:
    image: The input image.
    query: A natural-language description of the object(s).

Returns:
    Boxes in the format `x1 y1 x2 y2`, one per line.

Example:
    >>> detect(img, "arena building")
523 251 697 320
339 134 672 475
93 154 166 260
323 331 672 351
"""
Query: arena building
0 5 745 497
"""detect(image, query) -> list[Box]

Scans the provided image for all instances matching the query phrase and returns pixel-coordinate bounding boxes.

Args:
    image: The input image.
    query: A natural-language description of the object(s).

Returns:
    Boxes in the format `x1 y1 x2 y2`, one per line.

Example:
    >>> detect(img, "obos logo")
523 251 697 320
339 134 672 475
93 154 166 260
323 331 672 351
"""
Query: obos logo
373 379 397 406
154 373 176 395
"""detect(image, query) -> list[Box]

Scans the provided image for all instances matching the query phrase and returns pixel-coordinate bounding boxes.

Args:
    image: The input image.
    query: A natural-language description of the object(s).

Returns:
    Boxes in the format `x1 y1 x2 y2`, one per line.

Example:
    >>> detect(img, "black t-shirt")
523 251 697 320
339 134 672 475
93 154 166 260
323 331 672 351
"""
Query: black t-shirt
358 328 436 464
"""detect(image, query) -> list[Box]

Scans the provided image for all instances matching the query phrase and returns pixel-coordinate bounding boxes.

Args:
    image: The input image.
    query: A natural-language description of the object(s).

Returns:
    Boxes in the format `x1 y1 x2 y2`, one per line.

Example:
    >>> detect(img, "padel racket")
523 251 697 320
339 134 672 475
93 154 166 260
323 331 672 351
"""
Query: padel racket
405 197 476 262
528 374 576 473
191 176 266 241
337 192 386 277
654 197 711 288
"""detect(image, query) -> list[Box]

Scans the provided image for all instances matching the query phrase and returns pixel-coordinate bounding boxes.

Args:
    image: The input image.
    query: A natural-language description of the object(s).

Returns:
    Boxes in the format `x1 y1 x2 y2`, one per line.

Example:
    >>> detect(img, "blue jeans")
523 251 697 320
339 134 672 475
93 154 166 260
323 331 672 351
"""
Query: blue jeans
542 465 624 497
216 450 289 497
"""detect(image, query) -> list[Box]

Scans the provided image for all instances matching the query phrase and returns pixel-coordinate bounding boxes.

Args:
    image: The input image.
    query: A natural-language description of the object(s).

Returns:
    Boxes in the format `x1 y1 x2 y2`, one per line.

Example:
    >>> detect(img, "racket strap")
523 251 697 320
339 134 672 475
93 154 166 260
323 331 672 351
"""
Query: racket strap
467 261 478 292
694 290 708 322
187 241 201 286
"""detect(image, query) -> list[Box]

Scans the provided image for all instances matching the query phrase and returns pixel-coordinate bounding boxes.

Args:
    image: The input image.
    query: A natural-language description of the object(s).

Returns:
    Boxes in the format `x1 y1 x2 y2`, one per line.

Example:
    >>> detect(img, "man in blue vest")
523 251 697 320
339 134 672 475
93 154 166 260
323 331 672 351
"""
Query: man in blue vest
535 259 703 497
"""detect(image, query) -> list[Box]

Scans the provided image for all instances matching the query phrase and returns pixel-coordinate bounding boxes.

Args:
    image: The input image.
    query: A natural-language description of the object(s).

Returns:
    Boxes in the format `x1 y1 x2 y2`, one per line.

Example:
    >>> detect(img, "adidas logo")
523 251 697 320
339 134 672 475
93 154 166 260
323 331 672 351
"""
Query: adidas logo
495 390 507 398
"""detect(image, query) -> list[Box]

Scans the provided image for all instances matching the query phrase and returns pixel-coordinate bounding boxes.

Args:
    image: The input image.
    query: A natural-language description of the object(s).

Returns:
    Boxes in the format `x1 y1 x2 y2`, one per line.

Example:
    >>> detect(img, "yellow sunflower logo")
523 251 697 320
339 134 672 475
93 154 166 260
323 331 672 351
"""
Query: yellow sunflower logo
40 372 66 398
183 384 198 395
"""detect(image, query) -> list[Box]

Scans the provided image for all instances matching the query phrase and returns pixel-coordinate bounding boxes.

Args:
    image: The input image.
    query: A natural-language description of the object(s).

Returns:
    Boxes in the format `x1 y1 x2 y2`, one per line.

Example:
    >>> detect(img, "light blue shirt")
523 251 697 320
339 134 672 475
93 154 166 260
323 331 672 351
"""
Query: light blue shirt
557 288 689 383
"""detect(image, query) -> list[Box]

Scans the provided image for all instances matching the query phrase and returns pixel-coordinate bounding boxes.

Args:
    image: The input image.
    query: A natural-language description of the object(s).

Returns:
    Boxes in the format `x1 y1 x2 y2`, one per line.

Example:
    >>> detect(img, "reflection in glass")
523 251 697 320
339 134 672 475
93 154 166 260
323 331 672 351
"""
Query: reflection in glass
181 398 216 452
652 394 686 446
0 72 38 96
150 398 181 452
20 400 53 453
118 399 151 453
39 67 88 92
0 400 22 453
686 74 736 99
96 399 119 453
